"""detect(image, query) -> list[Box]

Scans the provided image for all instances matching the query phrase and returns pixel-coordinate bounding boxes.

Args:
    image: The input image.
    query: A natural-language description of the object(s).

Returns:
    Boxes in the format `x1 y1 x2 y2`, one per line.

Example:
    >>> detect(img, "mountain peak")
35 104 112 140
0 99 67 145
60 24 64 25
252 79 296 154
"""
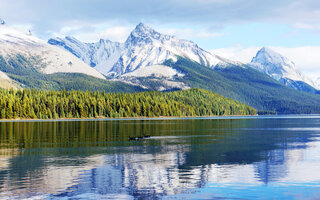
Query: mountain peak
257 46 278 56
134 22 152 32
136 22 148 29
130 22 159 38
252 47 290 66
125 23 164 46
260 46 272 52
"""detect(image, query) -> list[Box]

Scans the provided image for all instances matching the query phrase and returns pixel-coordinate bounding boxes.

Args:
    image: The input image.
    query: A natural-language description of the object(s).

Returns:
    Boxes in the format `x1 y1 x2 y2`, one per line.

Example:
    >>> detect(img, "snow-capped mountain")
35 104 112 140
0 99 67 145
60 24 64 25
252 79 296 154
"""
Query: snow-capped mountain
108 23 238 76
49 23 240 78
249 47 318 91
0 25 105 80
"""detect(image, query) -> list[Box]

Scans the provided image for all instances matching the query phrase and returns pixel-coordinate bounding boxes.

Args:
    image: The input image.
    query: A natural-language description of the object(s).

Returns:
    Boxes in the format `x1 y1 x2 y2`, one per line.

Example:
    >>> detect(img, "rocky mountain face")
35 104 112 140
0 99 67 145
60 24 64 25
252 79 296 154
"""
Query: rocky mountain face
249 47 318 92
48 37 123 75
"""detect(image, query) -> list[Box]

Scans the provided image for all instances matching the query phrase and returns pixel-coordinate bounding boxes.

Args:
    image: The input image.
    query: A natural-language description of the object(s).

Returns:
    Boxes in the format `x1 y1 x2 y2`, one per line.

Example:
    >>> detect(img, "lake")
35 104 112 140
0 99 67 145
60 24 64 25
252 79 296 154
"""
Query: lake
1 115 320 199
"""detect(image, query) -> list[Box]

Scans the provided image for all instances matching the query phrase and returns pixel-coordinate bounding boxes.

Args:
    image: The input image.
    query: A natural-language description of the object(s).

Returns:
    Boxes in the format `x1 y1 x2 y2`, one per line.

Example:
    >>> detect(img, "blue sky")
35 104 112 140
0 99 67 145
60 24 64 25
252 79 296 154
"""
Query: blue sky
1 0 320 77
1 0 320 47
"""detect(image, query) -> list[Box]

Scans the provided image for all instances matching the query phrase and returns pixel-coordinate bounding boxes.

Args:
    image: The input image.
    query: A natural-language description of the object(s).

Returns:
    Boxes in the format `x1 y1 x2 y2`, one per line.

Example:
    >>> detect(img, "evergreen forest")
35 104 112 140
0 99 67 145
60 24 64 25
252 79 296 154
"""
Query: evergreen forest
0 88 256 119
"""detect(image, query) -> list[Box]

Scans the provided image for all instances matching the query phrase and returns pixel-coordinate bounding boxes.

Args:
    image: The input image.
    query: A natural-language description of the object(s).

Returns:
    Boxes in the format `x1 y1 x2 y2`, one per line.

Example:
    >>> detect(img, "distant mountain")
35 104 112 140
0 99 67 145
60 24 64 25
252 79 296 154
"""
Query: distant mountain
249 47 318 93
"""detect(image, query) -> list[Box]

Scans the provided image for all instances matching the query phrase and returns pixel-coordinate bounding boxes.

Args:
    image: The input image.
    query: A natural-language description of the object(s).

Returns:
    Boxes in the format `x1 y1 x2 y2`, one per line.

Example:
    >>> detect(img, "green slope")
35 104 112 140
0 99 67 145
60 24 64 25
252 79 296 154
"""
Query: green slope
164 57 320 114
0 55 144 93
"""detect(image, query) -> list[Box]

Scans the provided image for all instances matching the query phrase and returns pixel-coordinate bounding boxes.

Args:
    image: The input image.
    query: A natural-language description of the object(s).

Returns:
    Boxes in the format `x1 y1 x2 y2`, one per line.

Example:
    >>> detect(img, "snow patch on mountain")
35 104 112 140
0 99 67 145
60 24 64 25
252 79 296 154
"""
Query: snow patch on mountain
249 47 318 90
0 26 105 80
0 71 10 80
0 70 20 89
122 65 184 78
117 75 190 91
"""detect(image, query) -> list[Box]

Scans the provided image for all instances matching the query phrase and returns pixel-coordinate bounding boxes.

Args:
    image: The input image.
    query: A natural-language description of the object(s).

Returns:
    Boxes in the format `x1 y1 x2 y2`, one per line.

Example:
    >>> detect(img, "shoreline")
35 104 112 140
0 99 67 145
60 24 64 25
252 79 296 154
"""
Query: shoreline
0 115 257 122
0 114 319 122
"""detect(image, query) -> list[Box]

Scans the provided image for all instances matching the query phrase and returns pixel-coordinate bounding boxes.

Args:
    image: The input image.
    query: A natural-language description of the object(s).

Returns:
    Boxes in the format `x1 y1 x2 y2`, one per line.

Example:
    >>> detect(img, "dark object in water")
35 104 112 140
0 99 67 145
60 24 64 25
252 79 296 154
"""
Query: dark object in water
128 135 151 141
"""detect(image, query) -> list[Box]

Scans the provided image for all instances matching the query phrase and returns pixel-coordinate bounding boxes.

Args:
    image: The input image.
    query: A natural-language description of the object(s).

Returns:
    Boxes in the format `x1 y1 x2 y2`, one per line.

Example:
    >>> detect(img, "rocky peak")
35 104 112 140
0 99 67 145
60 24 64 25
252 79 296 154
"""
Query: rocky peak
132 23 156 36
125 22 168 47
252 47 294 69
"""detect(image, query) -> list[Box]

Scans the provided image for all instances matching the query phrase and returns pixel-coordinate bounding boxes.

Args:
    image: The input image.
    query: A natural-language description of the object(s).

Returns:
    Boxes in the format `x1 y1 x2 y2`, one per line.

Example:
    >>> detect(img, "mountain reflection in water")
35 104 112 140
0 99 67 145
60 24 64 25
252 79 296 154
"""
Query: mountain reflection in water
0 116 320 199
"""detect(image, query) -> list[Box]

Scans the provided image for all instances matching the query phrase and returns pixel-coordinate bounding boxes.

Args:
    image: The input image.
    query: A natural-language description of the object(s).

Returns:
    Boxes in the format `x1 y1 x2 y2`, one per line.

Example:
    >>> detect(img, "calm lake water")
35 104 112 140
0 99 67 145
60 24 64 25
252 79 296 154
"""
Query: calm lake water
1 115 320 199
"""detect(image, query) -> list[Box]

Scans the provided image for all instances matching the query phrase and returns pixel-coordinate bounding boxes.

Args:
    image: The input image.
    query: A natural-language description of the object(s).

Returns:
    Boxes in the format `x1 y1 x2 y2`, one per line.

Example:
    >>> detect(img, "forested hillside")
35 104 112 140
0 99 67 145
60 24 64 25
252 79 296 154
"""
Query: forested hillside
165 57 320 114
0 88 256 119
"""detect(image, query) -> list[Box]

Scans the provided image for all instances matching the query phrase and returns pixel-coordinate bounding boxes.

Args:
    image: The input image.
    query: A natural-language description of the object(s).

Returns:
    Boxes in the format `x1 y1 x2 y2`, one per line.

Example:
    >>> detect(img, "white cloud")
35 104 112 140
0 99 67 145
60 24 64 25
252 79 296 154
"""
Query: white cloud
3 0 320 41
49 21 133 43
68 26 131 43
212 46 259 63
159 28 225 39
10 24 33 34
98 26 131 42
213 46 320 80
48 22 225 44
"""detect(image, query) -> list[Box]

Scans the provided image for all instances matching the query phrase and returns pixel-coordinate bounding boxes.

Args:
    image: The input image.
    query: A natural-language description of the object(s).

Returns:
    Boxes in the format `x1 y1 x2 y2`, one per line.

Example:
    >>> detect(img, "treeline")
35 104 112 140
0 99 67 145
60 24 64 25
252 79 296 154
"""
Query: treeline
0 88 256 119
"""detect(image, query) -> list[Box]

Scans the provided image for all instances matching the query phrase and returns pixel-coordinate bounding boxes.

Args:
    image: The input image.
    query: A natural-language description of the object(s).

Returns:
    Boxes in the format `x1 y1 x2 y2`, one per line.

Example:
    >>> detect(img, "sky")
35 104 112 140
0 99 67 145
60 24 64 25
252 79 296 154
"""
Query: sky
1 0 320 78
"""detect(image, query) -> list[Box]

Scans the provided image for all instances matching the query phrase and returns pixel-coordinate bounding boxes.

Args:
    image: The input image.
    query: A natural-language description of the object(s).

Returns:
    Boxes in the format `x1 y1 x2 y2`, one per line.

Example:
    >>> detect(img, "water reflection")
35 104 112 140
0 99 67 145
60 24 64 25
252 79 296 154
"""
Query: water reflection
0 117 320 199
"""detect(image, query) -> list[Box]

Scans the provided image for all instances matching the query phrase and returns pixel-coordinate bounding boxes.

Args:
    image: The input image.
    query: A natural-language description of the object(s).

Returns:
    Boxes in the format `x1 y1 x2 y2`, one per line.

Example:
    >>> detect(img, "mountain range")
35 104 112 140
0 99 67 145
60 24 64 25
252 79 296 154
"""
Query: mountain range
49 23 319 93
1 21 320 113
